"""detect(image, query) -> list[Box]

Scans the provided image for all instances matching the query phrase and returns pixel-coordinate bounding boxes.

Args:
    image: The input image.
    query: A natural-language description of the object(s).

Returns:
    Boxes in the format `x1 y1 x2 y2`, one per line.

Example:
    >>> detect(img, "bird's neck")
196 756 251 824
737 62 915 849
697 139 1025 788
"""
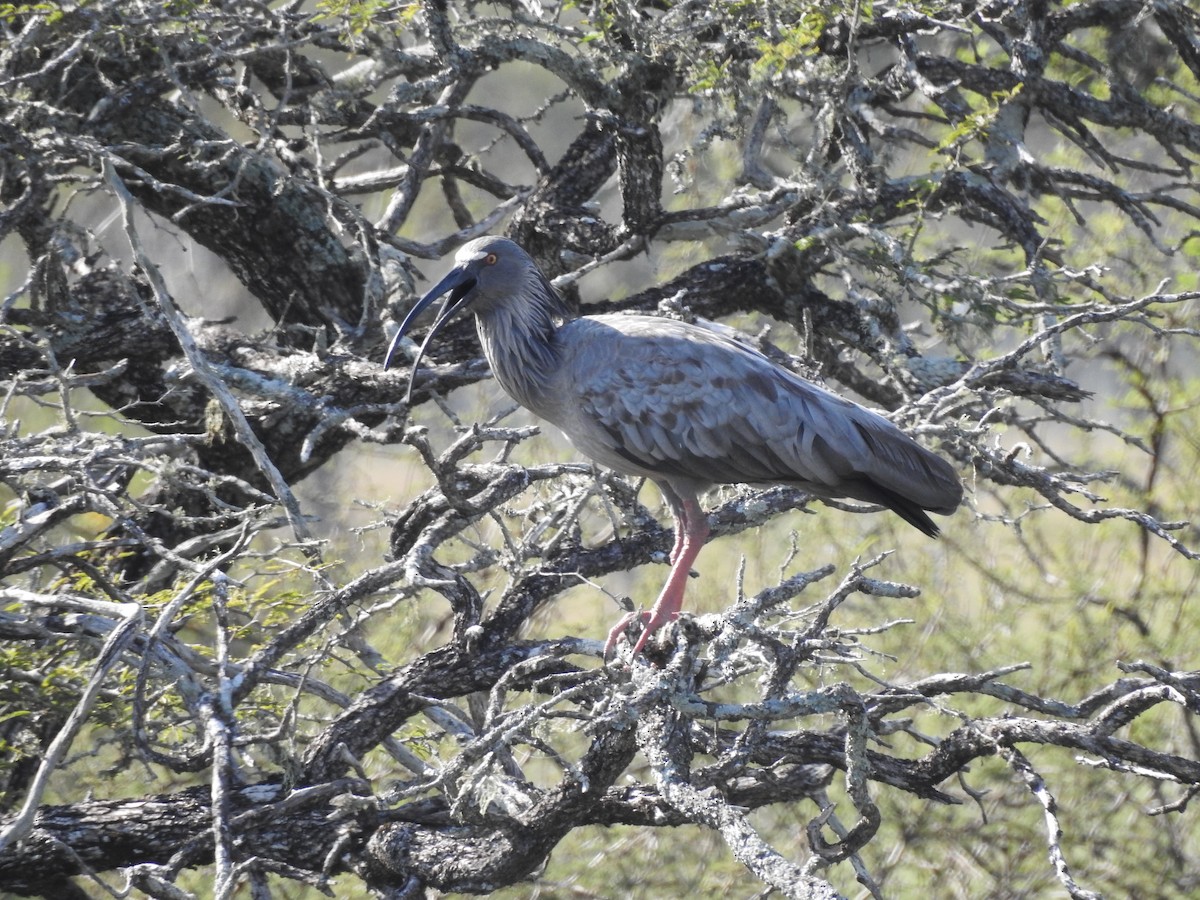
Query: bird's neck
475 276 571 410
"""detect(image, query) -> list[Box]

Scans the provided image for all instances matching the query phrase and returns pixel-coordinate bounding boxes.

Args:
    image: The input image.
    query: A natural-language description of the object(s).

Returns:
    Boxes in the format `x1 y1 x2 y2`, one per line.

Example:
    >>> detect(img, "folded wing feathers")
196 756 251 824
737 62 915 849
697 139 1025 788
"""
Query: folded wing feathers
558 315 961 517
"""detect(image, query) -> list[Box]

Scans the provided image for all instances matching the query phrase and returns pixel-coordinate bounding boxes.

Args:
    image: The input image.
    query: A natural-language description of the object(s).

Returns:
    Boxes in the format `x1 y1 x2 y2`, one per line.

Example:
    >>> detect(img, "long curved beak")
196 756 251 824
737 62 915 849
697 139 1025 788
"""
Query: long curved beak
384 265 478 405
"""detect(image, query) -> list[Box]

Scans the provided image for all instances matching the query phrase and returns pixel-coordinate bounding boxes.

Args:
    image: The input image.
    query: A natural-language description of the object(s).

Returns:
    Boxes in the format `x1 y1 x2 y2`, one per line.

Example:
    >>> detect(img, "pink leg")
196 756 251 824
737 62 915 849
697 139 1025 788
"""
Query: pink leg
667 494 686 564
604 492 710 658
668 523 685 566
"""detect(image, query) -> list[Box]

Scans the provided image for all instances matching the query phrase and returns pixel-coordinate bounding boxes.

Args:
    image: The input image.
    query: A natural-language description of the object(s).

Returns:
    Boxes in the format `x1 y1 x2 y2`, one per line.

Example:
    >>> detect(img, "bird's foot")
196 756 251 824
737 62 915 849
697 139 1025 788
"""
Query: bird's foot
602 608 679 660
602 613 638 659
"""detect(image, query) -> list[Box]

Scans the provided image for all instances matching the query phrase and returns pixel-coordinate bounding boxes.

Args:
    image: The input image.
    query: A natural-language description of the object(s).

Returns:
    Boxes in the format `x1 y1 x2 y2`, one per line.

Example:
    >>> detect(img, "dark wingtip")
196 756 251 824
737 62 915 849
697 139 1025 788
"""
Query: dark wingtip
915 514 942 539
858 482 947 538
896 503 942 538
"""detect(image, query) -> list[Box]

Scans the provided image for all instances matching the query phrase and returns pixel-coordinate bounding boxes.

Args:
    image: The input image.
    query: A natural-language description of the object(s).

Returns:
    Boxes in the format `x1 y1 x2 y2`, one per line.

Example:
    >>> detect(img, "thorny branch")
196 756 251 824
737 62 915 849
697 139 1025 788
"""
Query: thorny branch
1 0 1199 897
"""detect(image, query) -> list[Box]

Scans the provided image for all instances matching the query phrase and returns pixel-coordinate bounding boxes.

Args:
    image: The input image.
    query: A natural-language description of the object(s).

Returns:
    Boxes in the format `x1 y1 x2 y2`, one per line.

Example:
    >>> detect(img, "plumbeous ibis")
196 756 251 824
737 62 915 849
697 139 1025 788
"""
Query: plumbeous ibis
385 237 962 656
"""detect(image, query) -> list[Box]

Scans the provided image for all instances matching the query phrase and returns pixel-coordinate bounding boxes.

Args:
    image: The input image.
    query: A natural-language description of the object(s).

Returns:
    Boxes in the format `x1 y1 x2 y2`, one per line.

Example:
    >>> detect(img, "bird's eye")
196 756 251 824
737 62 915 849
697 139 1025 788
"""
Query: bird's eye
484 253 498 265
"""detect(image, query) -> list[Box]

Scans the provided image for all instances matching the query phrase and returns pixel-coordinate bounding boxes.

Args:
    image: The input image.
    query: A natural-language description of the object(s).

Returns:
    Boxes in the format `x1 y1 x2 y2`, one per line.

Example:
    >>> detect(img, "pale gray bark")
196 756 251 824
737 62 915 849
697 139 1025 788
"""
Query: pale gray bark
2 1 1199 896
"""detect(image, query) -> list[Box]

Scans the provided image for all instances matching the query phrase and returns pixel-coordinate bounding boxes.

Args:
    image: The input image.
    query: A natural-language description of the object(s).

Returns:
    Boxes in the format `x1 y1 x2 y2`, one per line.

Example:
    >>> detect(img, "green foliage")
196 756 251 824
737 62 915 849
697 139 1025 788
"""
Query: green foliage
752 10 830 80
934 84 1025 154
314 0 418 40
1 0 1199 896
0 3 64 25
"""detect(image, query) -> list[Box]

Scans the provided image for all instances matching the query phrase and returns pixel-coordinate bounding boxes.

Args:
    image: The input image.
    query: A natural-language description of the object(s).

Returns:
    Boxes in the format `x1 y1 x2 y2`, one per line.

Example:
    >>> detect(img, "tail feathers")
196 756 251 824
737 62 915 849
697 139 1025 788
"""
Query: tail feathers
838 479 946 538
847 419 962 517
880 488 942 537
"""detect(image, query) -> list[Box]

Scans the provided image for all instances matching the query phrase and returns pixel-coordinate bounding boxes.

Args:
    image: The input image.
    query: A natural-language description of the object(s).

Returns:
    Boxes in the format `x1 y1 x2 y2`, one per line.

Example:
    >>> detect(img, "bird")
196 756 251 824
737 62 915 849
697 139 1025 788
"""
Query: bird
385 236 962 657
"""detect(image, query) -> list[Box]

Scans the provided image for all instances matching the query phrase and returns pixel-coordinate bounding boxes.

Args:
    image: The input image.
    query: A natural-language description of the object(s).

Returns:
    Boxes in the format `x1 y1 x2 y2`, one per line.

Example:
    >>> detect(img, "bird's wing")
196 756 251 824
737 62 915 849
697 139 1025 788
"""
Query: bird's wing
552 316 961 516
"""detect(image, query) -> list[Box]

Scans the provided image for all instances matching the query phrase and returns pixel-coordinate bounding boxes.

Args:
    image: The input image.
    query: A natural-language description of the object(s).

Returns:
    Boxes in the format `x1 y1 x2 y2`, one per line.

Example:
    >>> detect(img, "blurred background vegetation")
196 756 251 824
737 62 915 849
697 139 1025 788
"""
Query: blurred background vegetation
2 0 1199 897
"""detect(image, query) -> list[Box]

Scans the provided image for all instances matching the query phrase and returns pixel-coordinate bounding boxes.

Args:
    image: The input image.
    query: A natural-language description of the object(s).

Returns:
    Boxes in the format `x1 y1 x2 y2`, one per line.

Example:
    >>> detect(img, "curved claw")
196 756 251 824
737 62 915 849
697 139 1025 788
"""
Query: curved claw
603 608 680 660
603 612 638 660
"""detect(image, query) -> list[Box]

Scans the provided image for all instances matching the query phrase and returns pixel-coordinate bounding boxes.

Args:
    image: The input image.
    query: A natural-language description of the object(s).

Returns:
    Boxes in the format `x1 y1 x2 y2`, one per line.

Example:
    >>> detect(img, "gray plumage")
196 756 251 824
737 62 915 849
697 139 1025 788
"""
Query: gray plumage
386 236 962 655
